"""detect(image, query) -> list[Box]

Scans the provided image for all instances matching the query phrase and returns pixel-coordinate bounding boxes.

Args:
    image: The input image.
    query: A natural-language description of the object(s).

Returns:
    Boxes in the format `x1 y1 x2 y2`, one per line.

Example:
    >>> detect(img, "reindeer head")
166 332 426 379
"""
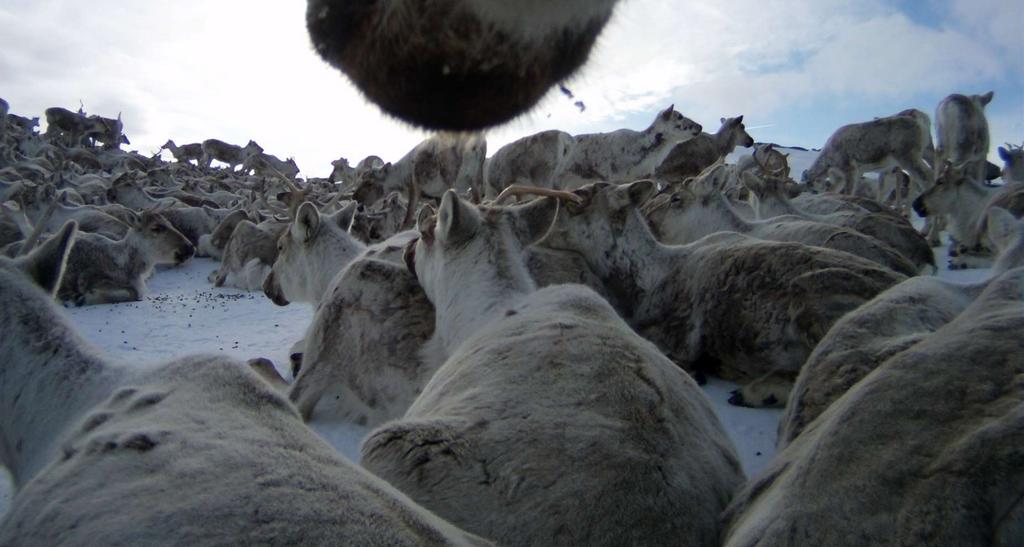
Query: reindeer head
263 201 361 306
130 210 195 266
649 105 703 144
912 161 972 218
408 189 559 305
722 115 755 148
0 220 77 298
998 143 1024 184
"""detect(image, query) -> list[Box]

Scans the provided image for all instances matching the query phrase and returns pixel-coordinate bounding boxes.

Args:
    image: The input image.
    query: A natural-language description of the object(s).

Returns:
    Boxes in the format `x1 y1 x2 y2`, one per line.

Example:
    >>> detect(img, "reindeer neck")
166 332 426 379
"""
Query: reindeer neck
596 211 679 317
432 236 536 356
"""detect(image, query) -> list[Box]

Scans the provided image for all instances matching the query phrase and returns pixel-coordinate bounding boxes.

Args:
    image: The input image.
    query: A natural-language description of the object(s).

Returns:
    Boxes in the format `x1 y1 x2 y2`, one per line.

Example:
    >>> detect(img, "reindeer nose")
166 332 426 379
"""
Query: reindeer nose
911 196 927 217
176 244 196 264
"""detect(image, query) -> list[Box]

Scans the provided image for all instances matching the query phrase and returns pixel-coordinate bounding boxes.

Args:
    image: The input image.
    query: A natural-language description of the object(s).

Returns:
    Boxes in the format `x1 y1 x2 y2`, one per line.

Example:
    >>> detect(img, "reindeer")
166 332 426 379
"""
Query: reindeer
747 172 936 273
654 115 755 183
329 155 384 187
208 216 287 291
998 142 1024 184
935 91 993 182
200 138 263 171
539 181 903 407
353 133 486 204
0 97 8 141
913 160 1024 268
17 184 129 239
801 109 934 196
58 210 194 305
307 0 620 129
197 209 249 259
288 188 605 425
241 151 301 179
0 225 490 545
160 139 204 164
360 190 742 545
483 129 575 200
559 105 703 188
642 183 918 276
723 267 1024 546
779 204 1024 448
83 113 128 149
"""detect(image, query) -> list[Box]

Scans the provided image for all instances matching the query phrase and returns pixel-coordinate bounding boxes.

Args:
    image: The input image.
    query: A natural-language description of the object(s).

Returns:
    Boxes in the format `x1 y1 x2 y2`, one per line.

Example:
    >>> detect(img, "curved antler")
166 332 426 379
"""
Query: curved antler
495 185 584 205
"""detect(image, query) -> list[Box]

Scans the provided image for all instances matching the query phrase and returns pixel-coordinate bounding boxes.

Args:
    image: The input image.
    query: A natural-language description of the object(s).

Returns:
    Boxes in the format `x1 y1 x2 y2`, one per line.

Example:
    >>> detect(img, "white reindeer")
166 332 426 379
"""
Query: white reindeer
0 224 490 546
361 190 743 545
935 91 994 182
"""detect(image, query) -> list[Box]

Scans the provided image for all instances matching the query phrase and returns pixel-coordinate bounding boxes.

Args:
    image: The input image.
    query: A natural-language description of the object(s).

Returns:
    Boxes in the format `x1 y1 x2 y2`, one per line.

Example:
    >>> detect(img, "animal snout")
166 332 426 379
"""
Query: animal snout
911 196 927 217
262 271 290 307
175 244 196 264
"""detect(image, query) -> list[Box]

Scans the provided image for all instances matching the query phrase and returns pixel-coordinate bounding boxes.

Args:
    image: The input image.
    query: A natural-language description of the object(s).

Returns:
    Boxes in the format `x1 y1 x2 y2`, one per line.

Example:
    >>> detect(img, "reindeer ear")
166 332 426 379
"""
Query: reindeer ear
293 202 320 243
986 207 1018 251
436 190 479 244
334 201 358 232
979 91 994 106
999 147 1010 162
416 203 436 232
16 220 77 296
625 180 657 205
510 197 559 246
660 105 675 120
735 115 744 123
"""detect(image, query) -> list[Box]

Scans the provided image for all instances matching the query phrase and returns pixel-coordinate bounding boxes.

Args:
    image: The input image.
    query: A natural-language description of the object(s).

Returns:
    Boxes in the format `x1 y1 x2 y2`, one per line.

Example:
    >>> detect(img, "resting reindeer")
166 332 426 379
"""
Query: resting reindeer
361 190 743 546
722 266 1024 547
539 181 903 408
747 172 936 273
58 210 194 305
642 182 918 277
307 0 621 129
0 224 490 546
778 205 1024 448
209 217 287 291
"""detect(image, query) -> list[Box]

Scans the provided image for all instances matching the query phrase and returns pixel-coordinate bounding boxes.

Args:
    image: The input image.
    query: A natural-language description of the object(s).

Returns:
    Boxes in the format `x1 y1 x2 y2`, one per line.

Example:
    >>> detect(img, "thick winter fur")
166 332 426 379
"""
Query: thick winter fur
242 151 301 179
560 105 703 188
802 109 934 195
935 91 993 182
748 173 936 273
0 237 490 545
722 267 1024 546
197 209 248 259
209 218 285 291
542 181 904 407
17 185 128 239
362 191 742 545
483 129 575 199
58 211 194 305
263 201 364 306
988 206 1024 274
200 138 263 170
354 133 486 205
307 0 619 129
644 185 918 276
999 144 1024 184
654 115 755 183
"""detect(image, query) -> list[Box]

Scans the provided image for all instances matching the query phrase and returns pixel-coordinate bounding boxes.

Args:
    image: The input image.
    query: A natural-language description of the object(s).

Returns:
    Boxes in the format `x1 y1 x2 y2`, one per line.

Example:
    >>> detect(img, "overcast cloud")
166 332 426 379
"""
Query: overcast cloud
1 0 1021 177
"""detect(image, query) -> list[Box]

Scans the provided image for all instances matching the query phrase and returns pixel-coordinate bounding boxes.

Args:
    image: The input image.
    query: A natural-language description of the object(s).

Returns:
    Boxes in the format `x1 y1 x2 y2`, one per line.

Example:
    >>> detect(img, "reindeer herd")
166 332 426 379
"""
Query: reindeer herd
1 39 1023 547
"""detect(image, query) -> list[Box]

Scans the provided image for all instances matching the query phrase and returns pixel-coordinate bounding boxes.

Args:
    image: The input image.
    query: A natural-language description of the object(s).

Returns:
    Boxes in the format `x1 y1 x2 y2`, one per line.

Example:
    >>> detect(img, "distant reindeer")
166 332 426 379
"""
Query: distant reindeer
306 0 621 129
654 115 755 184
160 139 204 164
200 139 263 171
998 142 1024 184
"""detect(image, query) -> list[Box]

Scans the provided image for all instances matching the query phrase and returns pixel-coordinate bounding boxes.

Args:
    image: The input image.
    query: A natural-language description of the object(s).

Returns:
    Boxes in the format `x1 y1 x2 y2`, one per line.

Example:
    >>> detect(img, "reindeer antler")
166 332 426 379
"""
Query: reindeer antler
495 185 585 205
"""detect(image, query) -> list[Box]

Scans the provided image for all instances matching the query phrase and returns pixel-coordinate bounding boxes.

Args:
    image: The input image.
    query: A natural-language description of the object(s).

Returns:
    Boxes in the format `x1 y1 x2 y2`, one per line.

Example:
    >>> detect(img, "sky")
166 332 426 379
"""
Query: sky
1 0 1021 178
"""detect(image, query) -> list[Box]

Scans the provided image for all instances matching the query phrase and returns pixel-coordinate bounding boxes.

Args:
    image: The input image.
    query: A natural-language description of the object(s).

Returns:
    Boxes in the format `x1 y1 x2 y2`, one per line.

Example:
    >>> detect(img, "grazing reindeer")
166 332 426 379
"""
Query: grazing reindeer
935 91 993 182
362 190 743 545
560 105 703 188
723 267 1024 547
58 210 194 305
801 109 934 196
306 0 621 129
200 139 263 171
541 181 903 408
0 225 490 545
160 139 204 164
642 184 918 276
654 115 755 183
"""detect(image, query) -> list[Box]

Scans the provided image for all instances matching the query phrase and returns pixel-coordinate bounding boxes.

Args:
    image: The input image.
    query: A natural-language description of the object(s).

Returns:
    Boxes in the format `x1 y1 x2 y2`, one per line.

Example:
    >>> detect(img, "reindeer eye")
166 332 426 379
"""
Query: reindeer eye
151 225 164 233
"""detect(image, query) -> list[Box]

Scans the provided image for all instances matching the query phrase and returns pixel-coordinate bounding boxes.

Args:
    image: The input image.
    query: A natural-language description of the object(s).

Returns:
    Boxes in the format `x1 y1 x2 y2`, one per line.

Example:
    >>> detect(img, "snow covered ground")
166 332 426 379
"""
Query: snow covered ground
0 147 996 520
